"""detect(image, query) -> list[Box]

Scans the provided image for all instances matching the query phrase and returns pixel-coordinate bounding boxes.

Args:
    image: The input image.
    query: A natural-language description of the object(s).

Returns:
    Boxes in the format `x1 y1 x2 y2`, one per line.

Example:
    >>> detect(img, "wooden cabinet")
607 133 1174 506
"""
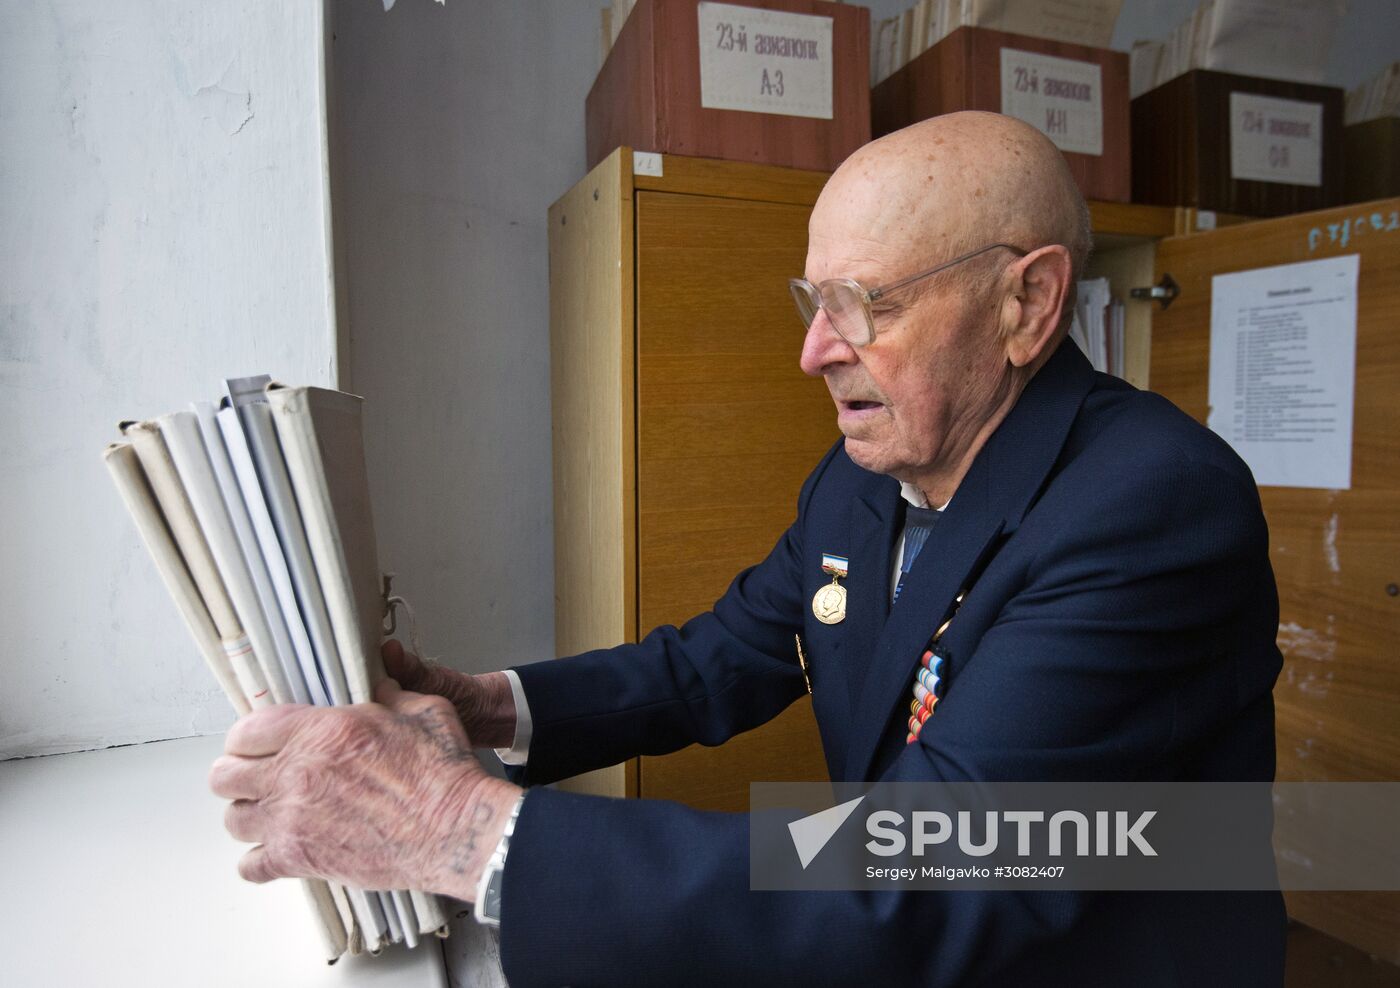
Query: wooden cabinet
548 150 836 811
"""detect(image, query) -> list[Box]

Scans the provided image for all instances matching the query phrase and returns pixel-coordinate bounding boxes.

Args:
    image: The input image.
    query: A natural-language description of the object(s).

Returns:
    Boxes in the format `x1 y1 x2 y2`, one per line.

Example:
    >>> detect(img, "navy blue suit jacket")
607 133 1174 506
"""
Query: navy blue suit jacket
502 340 1286 986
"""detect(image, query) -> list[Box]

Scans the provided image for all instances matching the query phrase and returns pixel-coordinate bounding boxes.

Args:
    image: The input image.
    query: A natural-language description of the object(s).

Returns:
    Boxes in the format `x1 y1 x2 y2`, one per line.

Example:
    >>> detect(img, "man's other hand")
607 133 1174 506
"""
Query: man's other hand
381 639 518 750
209 680 521 901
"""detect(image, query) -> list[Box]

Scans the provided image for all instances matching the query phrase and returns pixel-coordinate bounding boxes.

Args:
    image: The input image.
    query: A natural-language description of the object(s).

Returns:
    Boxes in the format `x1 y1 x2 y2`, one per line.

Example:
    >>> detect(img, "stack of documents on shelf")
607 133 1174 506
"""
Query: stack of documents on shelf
1069 277 1124 378
1130 0 1346 98
102 376 447 963
1345 62 1400 124
601 0 637 59
873 0 1122 85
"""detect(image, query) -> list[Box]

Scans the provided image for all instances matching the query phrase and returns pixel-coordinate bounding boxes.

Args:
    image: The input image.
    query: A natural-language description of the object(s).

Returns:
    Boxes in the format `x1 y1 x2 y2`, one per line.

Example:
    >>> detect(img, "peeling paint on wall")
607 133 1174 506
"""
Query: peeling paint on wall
193 70 254 136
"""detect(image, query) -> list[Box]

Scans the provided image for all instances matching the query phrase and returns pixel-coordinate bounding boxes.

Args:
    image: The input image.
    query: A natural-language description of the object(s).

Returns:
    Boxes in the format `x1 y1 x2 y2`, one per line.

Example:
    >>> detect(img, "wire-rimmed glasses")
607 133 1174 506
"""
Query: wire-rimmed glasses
789 242 1029 347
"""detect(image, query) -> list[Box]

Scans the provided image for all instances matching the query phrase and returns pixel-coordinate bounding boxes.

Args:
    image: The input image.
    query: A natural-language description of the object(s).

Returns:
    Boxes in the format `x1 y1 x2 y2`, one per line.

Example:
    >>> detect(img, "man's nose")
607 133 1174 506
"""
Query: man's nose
799 308 858 377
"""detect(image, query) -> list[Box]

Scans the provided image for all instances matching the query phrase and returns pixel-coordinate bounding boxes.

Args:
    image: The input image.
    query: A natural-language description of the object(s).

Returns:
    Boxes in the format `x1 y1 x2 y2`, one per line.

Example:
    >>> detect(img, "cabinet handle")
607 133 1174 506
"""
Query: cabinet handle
1130 273 1180 309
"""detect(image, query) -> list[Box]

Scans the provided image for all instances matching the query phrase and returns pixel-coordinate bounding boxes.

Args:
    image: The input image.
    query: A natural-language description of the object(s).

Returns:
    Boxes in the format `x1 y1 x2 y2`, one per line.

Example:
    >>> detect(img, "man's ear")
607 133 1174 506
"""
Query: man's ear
999 245 1073 368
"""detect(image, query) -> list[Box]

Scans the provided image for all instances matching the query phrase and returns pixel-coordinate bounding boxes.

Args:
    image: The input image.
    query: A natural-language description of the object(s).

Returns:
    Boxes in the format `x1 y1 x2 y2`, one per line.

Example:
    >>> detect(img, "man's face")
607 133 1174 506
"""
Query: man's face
798 217 1015 488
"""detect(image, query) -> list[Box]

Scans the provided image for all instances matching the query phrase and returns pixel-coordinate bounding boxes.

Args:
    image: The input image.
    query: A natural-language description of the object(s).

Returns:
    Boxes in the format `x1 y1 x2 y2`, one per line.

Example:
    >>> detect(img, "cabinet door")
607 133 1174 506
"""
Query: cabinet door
634 190 837 811
1149 199 1400 963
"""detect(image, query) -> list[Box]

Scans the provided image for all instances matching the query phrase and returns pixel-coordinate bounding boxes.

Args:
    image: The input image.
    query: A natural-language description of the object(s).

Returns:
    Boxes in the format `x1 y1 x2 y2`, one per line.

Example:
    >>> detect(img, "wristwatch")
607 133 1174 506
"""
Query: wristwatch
473 793 525 926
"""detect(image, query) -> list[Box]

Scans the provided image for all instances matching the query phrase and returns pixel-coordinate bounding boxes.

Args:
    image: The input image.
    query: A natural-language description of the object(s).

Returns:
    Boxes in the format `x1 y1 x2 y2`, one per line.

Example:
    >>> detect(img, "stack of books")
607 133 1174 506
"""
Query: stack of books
102 376 446 962
602 0 637 59
1346 62 1400 125
1069 277 1125 379
873 0 1122 86
1130 0 1345 99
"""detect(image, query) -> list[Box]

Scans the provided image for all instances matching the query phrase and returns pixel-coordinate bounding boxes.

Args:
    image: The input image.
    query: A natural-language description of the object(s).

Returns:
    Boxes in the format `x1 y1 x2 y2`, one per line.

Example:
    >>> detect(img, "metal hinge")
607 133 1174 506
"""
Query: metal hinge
1130 273 1180 309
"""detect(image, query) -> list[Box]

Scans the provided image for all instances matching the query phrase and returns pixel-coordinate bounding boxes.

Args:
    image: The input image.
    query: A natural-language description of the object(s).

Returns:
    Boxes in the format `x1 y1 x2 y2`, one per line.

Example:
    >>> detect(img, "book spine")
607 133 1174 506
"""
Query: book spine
215 404 332 707
301 878 351 963
390 889 419 949
125 421 271 703
235 400 352 707
266 387 378 705
196 401 313 705
159 411 295 705
410 888 449 936
102 442 251 714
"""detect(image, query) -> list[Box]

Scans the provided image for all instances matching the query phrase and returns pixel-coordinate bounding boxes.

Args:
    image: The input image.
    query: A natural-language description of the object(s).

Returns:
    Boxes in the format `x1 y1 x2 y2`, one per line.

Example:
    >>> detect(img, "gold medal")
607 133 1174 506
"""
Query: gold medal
812 553 850 624
812 579 847 624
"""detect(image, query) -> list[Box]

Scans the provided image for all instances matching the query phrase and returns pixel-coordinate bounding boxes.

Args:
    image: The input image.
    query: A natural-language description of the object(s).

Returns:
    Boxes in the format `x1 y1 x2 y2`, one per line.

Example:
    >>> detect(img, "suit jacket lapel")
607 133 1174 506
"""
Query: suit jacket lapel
835 486 899 733
842 469 1006 782
841 339 1098 781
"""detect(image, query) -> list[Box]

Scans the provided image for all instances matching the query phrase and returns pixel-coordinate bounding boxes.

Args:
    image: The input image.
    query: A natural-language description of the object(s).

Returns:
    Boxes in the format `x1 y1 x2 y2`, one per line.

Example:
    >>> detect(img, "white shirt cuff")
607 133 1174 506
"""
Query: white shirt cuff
493 669 533 765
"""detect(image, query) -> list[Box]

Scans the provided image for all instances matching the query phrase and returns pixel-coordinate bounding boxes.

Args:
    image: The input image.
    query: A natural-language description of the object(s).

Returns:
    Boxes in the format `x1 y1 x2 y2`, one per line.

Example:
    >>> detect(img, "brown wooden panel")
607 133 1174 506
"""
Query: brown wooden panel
1345 119 1400 205
549 152 637 661
1087 200 1177 240
1287 893 1400 969
635 191 837 625
635 153 830 207
1149 199 1400 960
871 26 1131 203
587 0 871 174
634 188 836 804
1131 70 1345 217
586 1 659 170
548 150 639 801
1285 919 1400 985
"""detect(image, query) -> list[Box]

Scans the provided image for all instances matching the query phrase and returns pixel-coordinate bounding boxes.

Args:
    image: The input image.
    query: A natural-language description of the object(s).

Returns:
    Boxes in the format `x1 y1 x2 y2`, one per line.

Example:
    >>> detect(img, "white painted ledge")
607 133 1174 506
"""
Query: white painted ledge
0 734 447 987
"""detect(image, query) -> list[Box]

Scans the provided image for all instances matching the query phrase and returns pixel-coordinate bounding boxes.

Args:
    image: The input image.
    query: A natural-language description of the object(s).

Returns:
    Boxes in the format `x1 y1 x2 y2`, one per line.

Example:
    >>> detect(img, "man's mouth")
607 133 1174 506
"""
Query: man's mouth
841 400 883 412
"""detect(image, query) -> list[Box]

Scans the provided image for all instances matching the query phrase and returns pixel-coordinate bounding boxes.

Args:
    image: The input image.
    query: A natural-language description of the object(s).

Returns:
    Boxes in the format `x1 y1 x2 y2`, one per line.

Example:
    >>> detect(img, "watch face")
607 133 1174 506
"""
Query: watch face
483 869 505 920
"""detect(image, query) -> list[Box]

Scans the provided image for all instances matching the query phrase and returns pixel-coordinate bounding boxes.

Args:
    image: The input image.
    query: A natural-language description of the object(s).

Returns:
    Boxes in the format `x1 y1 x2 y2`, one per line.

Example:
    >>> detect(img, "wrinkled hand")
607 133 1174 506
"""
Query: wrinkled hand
209 679 520 900
381 639 517 750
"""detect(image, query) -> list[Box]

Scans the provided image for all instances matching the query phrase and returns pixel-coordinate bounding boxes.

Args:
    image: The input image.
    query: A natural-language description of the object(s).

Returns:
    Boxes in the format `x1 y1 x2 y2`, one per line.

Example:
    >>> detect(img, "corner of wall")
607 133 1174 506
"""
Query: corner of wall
319 0 352 392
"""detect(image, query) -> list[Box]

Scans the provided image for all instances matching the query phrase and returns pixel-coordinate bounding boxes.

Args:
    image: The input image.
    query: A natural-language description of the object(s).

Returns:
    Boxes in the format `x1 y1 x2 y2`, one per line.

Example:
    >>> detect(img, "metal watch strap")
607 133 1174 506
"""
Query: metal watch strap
473 793 525 926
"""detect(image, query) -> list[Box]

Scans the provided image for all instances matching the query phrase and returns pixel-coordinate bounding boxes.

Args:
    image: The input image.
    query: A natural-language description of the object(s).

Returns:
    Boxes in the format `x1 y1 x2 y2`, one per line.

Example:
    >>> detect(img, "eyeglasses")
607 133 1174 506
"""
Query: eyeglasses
789 242 1029 348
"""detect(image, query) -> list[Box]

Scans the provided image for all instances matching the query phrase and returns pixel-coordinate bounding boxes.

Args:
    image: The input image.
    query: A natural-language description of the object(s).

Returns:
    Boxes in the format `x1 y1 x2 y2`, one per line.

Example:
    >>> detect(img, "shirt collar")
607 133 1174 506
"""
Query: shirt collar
898 481 950 511
899 481 927 508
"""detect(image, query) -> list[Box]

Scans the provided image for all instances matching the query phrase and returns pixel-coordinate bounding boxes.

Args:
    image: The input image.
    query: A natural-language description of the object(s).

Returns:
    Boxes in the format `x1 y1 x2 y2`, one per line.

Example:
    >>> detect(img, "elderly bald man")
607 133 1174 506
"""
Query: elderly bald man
211 112 1284 985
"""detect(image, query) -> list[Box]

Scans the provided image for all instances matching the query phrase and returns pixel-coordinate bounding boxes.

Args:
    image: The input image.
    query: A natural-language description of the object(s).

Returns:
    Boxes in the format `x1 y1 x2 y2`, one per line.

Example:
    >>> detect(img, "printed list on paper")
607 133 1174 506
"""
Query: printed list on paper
1207 254 1359 490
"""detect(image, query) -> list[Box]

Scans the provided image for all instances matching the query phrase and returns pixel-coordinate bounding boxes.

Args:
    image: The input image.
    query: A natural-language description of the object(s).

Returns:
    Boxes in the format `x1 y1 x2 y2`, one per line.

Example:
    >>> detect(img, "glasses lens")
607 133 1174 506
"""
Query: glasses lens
820 280 872 347
789 281 819 328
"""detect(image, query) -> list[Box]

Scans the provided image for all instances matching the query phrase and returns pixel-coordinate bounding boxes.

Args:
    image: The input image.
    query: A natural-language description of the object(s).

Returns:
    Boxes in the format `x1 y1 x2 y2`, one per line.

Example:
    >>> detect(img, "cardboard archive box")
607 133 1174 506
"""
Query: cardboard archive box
1343 117 1400 204
1132 70 1344 217
586 0 870 173
870 26 1131 203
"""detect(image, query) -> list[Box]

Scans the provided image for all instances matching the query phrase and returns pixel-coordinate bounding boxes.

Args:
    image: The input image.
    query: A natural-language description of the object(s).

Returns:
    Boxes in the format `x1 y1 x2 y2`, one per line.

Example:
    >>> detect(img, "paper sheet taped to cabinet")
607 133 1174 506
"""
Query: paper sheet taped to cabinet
1206 254 1359 490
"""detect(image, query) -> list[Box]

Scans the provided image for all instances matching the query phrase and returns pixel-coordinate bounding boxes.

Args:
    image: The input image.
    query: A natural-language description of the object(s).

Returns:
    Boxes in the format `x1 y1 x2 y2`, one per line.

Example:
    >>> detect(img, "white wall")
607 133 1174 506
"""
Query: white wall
330 1 604 678
0 1 339 758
